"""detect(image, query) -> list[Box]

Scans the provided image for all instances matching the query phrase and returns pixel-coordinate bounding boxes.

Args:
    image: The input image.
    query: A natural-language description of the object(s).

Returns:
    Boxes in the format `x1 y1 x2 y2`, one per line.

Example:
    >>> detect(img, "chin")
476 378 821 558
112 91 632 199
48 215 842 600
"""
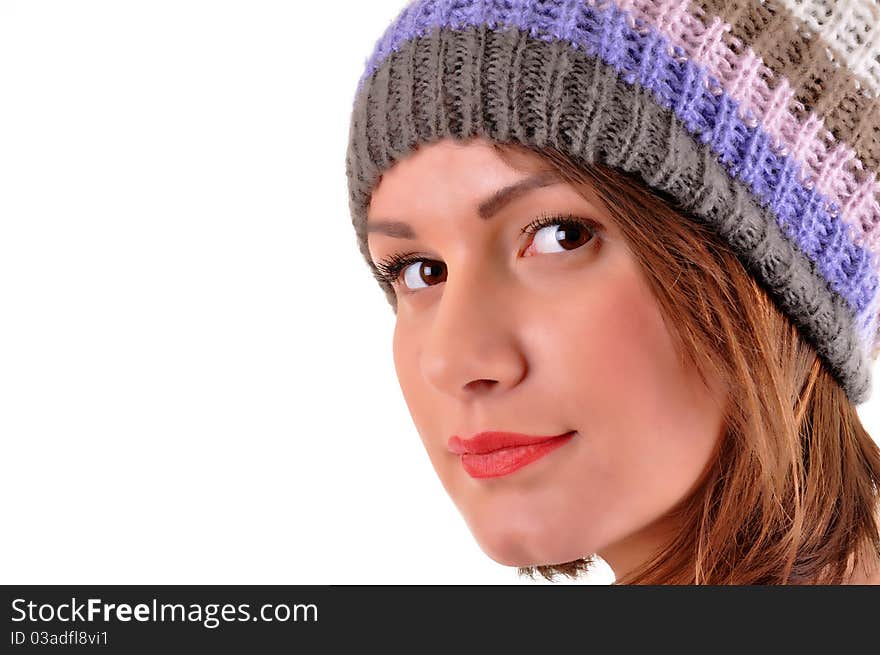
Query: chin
468 518 589 569
479 541 534 568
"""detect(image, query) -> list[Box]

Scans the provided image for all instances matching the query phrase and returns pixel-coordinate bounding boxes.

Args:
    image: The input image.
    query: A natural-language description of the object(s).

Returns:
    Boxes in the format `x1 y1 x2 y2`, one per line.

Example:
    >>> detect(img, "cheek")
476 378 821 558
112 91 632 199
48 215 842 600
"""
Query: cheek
392 319 441 451
391 319 466 499
392 320 422 425
533 258 723 520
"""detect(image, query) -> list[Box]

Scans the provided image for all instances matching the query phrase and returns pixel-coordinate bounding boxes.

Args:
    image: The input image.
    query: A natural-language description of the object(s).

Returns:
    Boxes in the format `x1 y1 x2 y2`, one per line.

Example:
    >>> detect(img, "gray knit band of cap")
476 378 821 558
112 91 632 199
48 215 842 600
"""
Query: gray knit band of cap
345 0 880 406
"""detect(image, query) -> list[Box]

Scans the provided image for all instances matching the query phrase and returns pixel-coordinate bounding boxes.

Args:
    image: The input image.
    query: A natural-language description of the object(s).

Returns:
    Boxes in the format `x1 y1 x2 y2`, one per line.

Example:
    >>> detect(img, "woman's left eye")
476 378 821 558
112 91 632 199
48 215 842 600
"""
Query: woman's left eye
521 214 598 257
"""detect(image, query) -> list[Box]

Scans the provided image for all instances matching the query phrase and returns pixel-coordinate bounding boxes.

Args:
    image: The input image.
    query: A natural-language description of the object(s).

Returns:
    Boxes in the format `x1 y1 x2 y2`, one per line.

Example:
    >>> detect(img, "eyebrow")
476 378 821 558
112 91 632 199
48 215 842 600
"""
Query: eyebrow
365 171 560 239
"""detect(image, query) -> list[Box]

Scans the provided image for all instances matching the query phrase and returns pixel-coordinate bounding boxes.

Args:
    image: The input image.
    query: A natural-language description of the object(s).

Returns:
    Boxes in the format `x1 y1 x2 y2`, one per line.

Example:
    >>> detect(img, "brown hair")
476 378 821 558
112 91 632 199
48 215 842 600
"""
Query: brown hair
490 140 880 585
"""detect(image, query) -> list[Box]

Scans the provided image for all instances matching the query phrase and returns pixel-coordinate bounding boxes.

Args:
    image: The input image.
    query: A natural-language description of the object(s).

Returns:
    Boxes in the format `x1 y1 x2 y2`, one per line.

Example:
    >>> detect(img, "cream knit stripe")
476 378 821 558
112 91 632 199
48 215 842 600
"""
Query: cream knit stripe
779 0 880 97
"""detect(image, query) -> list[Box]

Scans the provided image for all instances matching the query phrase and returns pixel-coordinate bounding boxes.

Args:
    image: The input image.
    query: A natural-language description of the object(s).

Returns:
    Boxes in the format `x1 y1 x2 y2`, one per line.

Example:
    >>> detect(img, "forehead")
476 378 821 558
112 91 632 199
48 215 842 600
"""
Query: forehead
366 138 609 227
367 139 524 214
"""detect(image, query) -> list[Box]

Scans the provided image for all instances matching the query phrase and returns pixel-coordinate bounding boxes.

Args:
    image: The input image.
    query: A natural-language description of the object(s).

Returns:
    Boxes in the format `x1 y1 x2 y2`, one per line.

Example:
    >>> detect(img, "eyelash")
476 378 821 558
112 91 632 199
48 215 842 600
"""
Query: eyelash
371 213 599 290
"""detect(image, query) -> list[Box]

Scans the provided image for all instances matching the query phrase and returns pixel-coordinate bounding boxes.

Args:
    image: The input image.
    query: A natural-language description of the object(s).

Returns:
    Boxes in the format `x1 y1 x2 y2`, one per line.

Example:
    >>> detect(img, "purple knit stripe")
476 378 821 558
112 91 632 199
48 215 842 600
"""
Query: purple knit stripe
355 0 879 336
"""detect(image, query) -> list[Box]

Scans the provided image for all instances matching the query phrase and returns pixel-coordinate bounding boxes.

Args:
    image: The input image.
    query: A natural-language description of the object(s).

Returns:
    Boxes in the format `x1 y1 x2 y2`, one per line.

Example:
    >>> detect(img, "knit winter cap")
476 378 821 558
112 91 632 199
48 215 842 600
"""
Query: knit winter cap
345 0 880 405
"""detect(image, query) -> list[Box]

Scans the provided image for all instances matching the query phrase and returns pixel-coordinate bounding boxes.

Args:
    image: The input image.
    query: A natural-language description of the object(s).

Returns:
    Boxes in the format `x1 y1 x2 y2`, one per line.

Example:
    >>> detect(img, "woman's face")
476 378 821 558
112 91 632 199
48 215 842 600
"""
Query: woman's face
365 137 727 577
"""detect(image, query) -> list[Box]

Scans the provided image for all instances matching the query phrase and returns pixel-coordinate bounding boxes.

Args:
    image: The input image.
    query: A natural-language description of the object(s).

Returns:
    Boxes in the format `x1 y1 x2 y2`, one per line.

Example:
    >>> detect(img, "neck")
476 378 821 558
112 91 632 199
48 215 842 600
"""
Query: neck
843 550 880 585
597 515 679 583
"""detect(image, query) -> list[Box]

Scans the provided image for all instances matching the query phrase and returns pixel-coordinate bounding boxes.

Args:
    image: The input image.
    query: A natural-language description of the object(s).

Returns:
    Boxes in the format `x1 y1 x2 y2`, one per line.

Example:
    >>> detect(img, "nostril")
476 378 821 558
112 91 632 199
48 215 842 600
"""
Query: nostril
464 379 498 393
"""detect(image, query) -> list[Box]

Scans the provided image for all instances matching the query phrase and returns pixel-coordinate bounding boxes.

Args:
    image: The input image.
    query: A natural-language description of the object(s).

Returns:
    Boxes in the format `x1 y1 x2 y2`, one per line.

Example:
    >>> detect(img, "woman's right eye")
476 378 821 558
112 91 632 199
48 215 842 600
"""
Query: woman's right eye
401 260 447 290
374 254 447 292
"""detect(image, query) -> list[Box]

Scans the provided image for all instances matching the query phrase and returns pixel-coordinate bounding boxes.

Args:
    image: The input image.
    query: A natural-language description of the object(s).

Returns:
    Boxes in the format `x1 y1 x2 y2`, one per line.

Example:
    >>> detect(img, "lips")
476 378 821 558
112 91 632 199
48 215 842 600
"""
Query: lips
447 431 576 479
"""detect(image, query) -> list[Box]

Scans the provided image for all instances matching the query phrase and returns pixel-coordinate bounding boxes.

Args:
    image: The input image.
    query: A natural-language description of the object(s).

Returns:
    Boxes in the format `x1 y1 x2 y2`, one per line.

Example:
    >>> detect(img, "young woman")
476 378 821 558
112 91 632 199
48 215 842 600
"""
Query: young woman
345 0 880 584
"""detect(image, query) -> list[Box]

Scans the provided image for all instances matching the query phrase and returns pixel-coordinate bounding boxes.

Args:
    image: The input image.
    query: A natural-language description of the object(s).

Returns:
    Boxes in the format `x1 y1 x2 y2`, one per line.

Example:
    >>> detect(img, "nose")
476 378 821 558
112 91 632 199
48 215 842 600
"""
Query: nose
419 261 528 400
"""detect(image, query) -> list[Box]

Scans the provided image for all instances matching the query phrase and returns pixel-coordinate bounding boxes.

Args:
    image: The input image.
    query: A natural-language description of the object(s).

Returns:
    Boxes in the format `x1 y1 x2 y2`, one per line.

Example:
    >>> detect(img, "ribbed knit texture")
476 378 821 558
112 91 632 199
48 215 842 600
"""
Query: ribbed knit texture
346 0 880 405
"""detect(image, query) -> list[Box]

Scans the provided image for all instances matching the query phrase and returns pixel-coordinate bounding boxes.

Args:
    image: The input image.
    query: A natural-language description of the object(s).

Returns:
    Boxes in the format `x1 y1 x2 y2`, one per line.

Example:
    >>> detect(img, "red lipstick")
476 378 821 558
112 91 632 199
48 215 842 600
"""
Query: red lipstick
447 431 576 479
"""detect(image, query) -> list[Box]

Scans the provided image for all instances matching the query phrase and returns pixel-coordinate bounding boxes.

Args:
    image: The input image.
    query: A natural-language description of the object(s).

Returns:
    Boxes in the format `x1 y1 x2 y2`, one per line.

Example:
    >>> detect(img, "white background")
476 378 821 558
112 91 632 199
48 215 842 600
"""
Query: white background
0 0 876 585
